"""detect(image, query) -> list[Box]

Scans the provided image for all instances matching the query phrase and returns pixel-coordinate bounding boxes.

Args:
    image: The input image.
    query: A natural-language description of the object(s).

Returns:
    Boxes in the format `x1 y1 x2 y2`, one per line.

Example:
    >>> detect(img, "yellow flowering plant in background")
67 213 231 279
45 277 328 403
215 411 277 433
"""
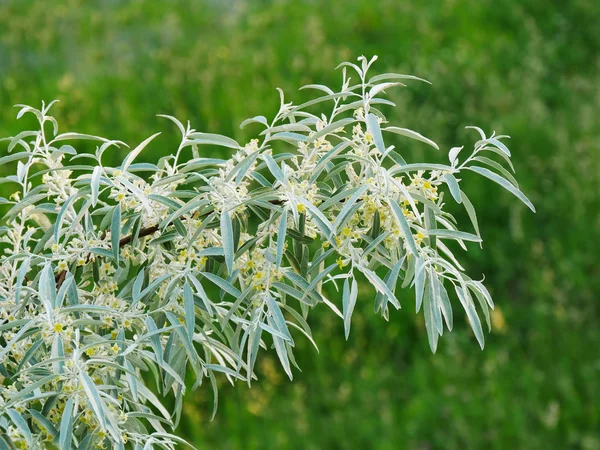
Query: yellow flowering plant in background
0 56 534 449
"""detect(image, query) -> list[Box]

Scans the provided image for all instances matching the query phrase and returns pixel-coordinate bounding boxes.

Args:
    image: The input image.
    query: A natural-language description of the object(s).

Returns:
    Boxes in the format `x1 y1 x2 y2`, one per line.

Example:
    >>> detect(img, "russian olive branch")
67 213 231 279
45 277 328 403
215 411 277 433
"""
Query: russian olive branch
0 55 534 450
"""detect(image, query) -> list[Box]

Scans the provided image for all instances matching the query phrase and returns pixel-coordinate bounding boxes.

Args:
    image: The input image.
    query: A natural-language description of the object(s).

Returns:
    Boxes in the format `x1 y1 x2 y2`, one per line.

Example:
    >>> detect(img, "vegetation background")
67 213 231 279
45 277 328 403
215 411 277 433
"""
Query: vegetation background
0 0 598 448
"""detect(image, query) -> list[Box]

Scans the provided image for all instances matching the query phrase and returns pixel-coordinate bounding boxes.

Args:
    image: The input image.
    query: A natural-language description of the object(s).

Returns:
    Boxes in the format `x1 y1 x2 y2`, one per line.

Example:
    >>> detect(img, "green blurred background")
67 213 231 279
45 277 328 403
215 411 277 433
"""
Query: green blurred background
1 0 599 448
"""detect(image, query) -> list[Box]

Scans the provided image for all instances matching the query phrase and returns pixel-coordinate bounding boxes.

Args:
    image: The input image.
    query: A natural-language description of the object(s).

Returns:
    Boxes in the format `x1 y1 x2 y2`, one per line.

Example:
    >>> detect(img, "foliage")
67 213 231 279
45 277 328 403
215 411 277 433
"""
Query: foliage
0 56 535 448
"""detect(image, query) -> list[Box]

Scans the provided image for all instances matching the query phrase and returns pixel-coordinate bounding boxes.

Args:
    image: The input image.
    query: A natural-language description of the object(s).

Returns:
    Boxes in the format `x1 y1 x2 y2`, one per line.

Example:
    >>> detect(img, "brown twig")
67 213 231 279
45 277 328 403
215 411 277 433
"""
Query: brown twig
54 222 163 288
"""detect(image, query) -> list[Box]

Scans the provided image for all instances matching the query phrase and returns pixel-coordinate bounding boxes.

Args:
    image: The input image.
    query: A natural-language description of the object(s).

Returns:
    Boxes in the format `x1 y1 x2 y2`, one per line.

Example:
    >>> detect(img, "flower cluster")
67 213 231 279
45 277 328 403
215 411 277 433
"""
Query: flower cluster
0 56 534 449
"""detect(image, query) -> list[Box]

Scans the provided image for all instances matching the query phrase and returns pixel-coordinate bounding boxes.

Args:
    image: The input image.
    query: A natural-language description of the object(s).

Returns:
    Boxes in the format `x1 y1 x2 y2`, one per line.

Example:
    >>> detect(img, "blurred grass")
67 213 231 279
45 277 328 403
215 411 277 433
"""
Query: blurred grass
1 0 599 448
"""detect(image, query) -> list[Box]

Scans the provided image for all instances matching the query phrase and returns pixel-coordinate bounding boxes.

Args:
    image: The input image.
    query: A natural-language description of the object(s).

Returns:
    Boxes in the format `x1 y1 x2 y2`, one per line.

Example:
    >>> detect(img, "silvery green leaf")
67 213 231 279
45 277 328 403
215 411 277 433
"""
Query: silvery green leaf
240 115 268 129
389 163 454 175
369 82 404 98
121 132 161 171
332 184 368 234
467 166 535 212
443 173 462 204
157 114 186 136
470 279 494 309
54 194 75 243
299 84 334 95
276 209 287 269
91 166 102 207
220 210 234 274
422 283 439 353
448 146 463 166
437 279 453 331
487 137 511 157
361 267 400 309
470 285 492 332
81 371 107 429
262 153 285 183
455 285 485 349
260 123 311 135
308 118 354 142
342 277 358 339
270 319 293 380
111 204 121 262
39 263 57 309
51 132 109 144
59 398 74 450
144 316 164 365
187 132 240 149
366 113 385 153
472 155 519 187
183 282 195 339
7 410 32 446
266 294 292 342
267 131 308 143
460 190 480 238
202 272 241 297
388 198 418 255
368 72 431 84
29 409 58 438
383 126 439 150
427 229 482 242
414 257 426 313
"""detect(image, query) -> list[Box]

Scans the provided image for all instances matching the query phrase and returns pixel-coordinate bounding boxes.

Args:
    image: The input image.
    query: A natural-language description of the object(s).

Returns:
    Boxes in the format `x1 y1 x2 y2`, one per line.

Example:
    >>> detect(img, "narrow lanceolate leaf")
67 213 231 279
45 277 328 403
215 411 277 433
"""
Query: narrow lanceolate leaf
221 210 234 274
437 279 453 331
342 278 359 339
145 316 163 365
443 173 462 204
414 257 426 313
266 295 292 342
262 153 285 183
460 190 480 238
366 113 386 153
7 410 32 445
332 184 368 234
122 132 161 171
276 209 288 269
183 282 195 339
455 285 485 350
54 194 75 243
240 115 268 129
467 166 535 212
422 284 439 353
81 372 107 429
388 198 418 255
383 126 439 150
111 204 121 262
59 398 74 450
39 263 57 309
448 146 463 166
91 165 102 207
187 132 241 149
427 229 482 242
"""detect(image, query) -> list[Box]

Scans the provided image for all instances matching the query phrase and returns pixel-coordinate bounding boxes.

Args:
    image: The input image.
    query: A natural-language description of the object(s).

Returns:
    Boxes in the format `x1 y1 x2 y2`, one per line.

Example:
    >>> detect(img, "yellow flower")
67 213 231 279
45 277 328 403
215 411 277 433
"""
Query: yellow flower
53 323 63 333
364 132 373 143
111 344 120 354
415 231 425 246
296 203 307 214
336 257 346 269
